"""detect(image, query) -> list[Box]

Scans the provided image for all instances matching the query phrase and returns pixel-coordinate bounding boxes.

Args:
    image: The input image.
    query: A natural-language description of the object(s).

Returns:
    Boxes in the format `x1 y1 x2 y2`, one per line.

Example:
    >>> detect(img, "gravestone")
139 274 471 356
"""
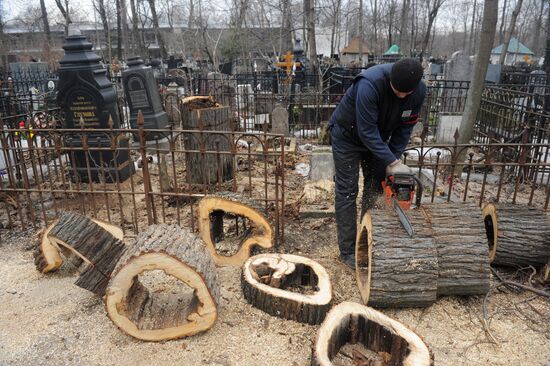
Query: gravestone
444 53 472 81
122 55 169 140
56 31 133 183
436 114 462 143
309 147 335 181
271 106 289 135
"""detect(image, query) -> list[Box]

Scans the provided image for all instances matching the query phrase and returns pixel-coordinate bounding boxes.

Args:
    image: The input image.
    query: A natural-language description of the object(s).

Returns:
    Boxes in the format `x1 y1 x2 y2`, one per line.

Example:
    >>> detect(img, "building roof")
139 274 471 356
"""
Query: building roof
341 37 369 54
491 37 534 55
383 44 400 55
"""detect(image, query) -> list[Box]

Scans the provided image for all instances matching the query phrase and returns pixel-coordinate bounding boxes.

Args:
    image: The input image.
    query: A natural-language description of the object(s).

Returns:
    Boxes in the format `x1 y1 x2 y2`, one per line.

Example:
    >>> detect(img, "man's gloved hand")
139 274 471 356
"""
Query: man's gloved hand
386 160 412 177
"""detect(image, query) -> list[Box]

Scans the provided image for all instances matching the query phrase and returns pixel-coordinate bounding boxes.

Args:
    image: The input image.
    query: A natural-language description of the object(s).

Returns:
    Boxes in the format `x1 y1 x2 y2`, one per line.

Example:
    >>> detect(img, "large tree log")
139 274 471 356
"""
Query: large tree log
483 203 550 267
355 210 438 308
44 212 126 295
104 224 219 341
198 192 273 266
420 203 490 296
241 253 332 325
311 301 433 366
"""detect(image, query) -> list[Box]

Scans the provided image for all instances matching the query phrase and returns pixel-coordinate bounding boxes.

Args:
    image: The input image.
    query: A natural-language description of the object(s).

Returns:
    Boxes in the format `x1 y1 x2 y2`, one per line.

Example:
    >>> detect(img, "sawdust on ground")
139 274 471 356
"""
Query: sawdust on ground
0 218 549 366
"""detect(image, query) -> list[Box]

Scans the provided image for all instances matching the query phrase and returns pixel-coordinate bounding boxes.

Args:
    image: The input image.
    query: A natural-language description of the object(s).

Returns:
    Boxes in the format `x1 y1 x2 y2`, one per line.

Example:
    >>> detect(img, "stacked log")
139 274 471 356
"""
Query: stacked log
241 253 332 325
34 212 126 295
311 301 432 366
355 209 439 308
420 203 490 296
483 203 550 268
104 224 219 341
198 192 273 266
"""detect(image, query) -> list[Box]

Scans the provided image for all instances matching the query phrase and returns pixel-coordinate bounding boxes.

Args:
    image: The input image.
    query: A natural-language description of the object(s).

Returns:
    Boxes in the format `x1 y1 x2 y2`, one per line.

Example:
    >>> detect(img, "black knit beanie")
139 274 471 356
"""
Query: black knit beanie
390 58 424 93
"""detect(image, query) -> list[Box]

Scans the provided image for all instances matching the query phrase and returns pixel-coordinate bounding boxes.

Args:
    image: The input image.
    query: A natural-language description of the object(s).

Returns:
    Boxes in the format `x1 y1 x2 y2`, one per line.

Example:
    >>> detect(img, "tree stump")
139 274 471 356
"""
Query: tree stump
311 301 433 366
181 96 234 185
355 210 438 308
241 253 332 325
42 212 126 295
104 224 219 341
198 192 273 266
420 203 490 296
483 203 550 267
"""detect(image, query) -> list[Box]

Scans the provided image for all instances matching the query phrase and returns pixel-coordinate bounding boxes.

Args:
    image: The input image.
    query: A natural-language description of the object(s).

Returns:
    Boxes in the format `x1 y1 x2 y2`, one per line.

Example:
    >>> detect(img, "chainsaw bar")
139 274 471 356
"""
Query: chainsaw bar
392 197 415 237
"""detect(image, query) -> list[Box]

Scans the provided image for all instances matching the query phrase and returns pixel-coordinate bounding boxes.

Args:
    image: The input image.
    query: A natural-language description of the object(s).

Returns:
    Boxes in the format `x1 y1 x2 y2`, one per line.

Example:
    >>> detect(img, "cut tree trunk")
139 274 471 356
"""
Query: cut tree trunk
198 192 273 266
33 220 63 273
45 212 126 295
104 224 218 341
420 203 490 296
181 96 234 185
355 210 438 308
483 203 550 267
311 301 433 366
241 253 331 325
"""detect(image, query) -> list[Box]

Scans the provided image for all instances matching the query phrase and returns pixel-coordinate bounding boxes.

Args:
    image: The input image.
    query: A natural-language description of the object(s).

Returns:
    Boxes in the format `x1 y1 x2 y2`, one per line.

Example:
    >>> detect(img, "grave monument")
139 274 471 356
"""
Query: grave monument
56 30 133 182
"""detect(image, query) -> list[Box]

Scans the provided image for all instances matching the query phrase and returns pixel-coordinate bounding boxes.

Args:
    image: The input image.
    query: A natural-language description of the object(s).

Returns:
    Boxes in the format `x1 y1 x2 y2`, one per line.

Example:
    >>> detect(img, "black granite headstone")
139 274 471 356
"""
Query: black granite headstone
56 33 133 183
122 56 169 140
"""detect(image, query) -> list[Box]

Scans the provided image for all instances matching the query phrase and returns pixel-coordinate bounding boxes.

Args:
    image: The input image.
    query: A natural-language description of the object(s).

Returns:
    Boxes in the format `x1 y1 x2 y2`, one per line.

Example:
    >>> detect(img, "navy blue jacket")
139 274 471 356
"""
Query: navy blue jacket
329 63 426 166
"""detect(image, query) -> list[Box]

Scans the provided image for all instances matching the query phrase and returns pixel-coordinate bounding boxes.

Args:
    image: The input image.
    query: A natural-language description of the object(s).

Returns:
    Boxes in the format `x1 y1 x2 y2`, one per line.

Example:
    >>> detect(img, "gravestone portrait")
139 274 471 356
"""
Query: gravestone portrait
122 56 169 140
56 31 133 183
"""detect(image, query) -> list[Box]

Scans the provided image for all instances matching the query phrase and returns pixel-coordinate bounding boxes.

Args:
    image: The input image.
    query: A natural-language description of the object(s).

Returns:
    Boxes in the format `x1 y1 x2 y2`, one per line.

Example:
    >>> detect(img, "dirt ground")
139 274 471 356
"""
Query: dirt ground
1 217 549 366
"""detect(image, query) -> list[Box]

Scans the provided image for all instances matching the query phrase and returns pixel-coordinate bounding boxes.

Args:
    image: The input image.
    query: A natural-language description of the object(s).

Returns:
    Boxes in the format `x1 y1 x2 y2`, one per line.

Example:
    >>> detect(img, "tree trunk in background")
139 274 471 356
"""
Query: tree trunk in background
40 0 51 63
468 0 477 54
457 0 499 147
399 0 410 56
499 0 507 44
116 0 123 60
532 0 544 55
121 0 129 59
55 0 72 36
279 0 291 55
148 0 168 59
305 0 318 71
419 0 445 62
359 0 364 63
95 0 110 55
129 0 143 56
498 0 523 65
0 13 7 71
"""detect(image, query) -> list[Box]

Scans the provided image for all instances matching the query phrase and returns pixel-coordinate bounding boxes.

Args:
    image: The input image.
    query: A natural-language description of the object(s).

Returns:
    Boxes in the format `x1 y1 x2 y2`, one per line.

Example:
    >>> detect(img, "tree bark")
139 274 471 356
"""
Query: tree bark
468 0 477 55
399 0 410 56
499 0 508 43
241 253 332 325
116 0 123 60
457 0 499 146
54 0 72 36
498 0 523 65
356 210 438 308
483 203 550 267
421 203 490 296
129 0 143 55
39 0 51 61
198 192 273 266
305 0 318 71
311 302 433 366
105 224 219 341
45 212 126 295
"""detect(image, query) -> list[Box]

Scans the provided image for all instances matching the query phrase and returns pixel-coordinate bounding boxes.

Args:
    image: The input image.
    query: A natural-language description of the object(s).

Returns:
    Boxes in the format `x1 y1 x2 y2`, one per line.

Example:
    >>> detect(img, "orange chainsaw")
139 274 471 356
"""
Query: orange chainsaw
382 173 423 237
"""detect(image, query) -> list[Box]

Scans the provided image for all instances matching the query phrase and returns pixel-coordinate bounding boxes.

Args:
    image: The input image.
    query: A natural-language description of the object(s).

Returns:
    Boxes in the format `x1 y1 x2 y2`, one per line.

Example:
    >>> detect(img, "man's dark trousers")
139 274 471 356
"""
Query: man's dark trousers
331 123 386 257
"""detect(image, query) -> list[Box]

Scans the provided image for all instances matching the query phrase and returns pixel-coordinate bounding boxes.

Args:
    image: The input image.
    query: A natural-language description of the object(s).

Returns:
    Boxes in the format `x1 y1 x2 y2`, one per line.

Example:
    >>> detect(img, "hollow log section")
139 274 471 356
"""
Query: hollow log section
355 209 438 308
483 203 550 267
420 203 490 296
311 301 432 366
241 253 331 325
41 212 126 295
33 220 63 273
105 224 219 341
199 192 273 266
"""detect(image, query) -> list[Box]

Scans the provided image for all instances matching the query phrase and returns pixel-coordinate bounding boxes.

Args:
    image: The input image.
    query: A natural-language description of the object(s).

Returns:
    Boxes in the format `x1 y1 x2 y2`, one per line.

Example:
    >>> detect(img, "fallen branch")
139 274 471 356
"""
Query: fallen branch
491 268 550 298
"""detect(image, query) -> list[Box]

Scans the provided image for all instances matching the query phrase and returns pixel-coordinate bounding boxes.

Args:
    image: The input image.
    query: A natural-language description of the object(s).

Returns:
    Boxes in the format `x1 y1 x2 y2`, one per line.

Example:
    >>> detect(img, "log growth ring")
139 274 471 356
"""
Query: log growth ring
199 193 273 266
312 301 432 366
105 252 218 342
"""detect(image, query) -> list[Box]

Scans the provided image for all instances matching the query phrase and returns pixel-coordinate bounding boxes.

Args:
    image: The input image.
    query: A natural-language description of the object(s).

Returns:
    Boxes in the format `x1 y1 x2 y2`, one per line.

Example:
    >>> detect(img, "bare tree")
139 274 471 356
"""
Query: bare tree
55 0 72 36
399 0 411 56
39 0 52 62
498 0 523 64
419 0 446 60
457 0 499 147
147 0 168 58
498 0 508 43
304 0 318 70
531 0 545 55
129 0 144 55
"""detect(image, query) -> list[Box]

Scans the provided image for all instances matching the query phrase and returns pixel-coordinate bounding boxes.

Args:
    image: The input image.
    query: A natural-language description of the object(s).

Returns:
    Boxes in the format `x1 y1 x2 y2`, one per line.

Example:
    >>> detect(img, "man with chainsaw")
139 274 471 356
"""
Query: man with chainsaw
329 58 426 269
